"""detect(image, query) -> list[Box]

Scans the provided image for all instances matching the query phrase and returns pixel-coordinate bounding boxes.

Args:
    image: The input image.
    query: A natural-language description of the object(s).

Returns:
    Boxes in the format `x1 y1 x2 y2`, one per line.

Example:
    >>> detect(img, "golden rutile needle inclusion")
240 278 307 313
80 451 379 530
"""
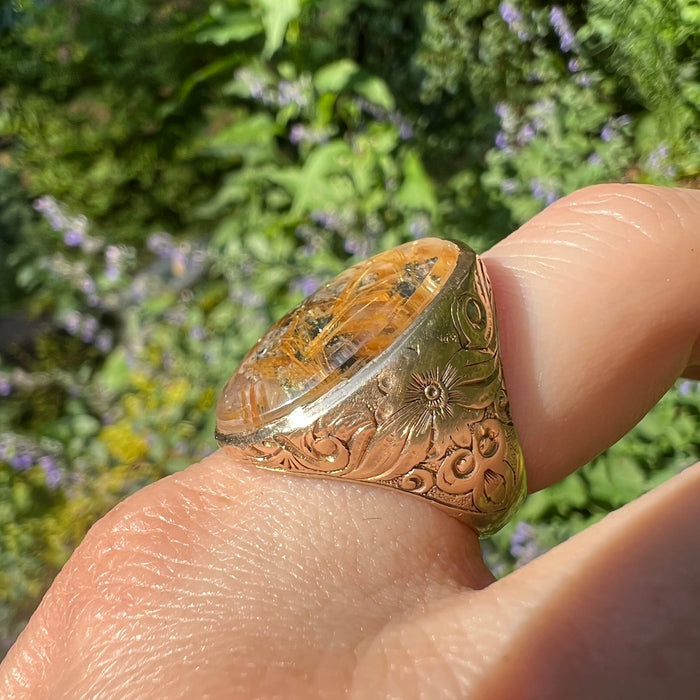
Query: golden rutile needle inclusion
217 238 459 431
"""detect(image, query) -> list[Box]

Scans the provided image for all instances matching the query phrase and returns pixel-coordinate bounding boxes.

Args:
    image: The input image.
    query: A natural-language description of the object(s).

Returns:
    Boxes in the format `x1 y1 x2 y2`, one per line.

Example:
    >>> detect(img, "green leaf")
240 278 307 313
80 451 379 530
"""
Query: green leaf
682 82 700 111
586 458 646 507
270 140 353 212
354 74 395 111
195 173 250 217
680 0 700 24
314 59 360 94
15 264 38 290
257 0 301 57
98 348 131 394
179 54 241 101
521 472 589 520
71 414 101 439
196 11 263 45
396 150 438 214
12 482 32 515
202 113 278 162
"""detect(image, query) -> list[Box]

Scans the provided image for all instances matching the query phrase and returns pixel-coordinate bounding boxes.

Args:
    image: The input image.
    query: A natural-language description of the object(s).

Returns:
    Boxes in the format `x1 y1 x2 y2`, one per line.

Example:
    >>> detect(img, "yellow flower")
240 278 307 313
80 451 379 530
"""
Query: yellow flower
99 421 149 463
198 387 215 410
165 378 188 406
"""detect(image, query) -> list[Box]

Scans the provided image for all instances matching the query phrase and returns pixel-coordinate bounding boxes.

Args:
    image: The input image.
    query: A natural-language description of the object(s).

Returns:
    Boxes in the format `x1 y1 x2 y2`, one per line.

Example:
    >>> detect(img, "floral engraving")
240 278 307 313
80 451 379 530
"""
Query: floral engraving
382 363 463 434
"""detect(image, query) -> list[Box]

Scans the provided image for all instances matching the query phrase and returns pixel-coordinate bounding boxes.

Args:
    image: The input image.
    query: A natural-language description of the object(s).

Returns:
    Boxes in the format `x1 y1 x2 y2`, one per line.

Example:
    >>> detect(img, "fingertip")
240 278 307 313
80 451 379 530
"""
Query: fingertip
483 184 700 490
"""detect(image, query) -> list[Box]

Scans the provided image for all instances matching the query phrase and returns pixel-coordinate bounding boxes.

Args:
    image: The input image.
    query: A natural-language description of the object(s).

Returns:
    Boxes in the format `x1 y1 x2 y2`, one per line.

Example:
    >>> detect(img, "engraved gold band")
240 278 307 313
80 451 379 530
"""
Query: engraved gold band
215 239 526 537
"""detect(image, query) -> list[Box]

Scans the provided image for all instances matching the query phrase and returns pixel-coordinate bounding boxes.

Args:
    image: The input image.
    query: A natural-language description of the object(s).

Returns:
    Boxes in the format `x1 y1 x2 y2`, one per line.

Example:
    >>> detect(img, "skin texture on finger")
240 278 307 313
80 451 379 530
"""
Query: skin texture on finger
0 452 492 699
484 184 700 491
1 184 699 699
350 461 700 699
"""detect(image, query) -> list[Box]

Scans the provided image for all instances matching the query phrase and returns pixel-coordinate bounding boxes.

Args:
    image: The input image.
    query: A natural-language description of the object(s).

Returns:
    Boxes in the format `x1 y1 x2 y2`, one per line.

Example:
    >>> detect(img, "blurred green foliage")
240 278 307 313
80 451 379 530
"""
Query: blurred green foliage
0 0 698 655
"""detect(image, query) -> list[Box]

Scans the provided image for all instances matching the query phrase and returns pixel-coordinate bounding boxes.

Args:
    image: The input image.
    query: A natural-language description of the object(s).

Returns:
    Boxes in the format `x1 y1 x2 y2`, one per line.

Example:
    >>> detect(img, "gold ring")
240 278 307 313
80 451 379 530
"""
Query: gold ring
215 238 526 536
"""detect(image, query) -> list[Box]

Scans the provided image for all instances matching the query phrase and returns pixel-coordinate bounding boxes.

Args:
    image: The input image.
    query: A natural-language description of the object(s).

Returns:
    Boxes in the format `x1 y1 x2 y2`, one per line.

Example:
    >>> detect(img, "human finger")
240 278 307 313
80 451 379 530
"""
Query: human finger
350 461 700 699
484 184 700 491
0 453 493 699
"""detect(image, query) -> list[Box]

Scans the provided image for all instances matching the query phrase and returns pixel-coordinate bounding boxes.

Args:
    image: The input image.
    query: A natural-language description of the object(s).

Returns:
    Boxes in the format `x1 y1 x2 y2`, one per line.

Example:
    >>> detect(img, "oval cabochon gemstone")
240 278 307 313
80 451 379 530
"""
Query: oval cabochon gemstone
216 238 460 432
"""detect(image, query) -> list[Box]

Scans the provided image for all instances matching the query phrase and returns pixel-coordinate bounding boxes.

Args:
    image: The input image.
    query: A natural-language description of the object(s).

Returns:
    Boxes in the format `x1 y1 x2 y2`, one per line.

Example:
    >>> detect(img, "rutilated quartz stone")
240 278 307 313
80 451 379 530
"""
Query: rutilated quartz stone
216 238 459 431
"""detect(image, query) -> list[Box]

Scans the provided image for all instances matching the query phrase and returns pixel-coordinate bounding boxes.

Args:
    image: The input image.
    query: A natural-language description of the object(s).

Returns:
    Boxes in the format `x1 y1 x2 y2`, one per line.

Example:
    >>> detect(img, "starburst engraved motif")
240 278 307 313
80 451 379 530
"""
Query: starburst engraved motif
387 363 464 435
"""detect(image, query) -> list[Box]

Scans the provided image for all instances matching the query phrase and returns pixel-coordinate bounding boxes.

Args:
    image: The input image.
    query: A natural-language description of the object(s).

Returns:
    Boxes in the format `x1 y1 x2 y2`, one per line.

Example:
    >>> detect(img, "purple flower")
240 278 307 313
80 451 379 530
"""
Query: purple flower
63 310 82 336
647 142 676 177
298 276 319 296
81 276 97 295
516 123 536 146
11 453 33 471
189 326 206 342
48 213 67 231
600 124 614 142
567 57 581 73
95 331 113 353
498 0 523 27
509 521 543 566
311 210 341 231
499 1 530 40
104 245 123 280
343 237 370 258
679 379 697 395
530 178 558 205
495 130 509 150
560 30 575 52
63 229 84 247
587 153 604 167
495 102 510 121
105 245 121 266
235 68 266 101
290 123 330 146
147 232 174 259
499 0 522 25
549 6 567 32
80 315 99 343
290 123 306 145
0 377 11 397
34 195 71 231
550 6 576 52
277 79 308 109
33 196 51 213
39 456 61 489
530 178 546 201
